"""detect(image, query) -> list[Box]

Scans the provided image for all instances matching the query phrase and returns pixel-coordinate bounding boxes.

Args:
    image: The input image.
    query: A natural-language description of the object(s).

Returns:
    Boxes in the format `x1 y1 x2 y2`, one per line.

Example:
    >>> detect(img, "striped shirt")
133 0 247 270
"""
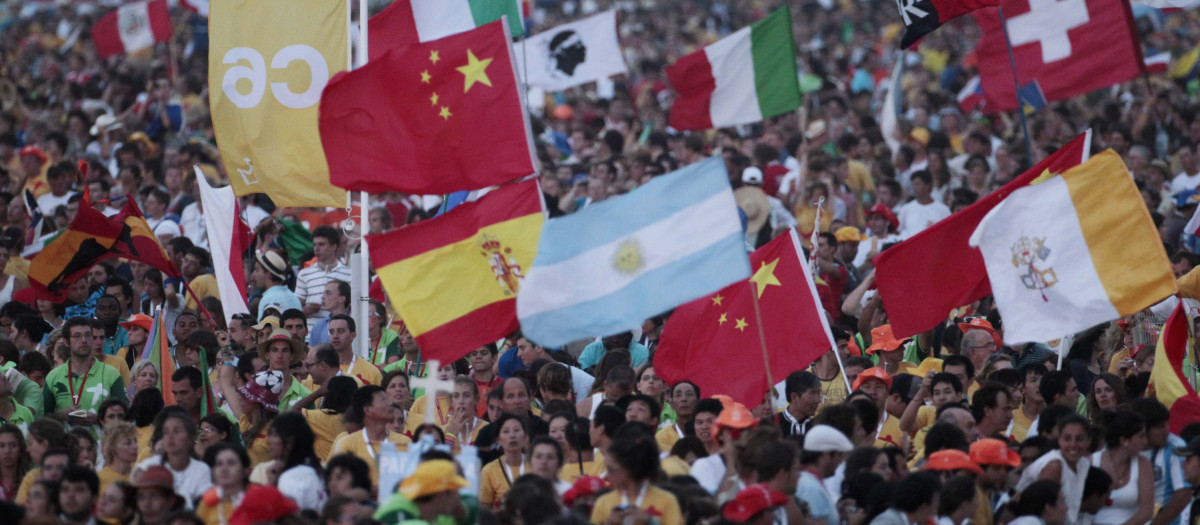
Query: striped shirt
294 261 351 318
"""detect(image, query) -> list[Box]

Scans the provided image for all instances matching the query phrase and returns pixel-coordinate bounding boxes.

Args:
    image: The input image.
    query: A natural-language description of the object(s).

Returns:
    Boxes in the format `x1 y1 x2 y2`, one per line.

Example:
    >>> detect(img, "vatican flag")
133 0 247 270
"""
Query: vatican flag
209 0 348 207
969 150 1176 345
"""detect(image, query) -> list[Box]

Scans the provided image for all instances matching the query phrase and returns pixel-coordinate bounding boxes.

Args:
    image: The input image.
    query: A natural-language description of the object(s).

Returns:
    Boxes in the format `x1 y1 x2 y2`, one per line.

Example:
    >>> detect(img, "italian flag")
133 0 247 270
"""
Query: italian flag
667 7 801 131
372 0 523 46
92 0 172 59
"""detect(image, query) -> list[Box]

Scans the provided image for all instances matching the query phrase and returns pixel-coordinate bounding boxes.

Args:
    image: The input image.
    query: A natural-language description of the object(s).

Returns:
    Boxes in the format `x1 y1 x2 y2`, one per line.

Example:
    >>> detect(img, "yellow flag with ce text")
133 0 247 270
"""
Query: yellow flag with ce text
209 0 348 207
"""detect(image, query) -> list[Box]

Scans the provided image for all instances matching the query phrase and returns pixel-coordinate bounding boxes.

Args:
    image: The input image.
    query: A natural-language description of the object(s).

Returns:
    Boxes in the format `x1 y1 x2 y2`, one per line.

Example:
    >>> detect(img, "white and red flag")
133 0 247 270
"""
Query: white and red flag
195 167 252 325
92 1 172 59
974 0 1143 112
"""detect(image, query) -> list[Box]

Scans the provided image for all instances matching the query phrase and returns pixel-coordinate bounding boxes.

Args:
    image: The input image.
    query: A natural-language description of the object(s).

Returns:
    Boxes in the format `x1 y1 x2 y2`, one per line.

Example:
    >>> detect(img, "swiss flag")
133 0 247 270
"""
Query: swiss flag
975 0 1142 112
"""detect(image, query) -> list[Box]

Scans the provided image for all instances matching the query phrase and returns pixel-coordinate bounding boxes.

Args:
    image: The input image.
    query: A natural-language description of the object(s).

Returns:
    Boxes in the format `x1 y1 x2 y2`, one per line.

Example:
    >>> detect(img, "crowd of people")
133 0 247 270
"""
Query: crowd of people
0 0 1198 524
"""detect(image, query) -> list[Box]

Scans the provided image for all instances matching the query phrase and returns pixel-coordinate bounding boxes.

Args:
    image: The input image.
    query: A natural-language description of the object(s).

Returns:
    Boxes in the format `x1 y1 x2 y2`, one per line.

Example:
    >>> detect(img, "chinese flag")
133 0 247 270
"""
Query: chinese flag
656 230 836 408
873 131 1090 339
319 19 537 195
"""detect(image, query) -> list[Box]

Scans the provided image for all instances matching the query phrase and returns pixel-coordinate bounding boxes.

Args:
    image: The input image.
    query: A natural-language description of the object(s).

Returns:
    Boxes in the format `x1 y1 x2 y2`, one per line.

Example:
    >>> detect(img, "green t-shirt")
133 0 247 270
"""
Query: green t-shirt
279 377 312 411
0 398 34 433
42 359 127 414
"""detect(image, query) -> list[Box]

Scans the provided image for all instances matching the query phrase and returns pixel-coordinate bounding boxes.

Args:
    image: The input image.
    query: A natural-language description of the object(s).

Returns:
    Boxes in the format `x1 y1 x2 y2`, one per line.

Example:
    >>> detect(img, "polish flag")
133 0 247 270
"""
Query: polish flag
92 1 172 59
1145 52 1171 74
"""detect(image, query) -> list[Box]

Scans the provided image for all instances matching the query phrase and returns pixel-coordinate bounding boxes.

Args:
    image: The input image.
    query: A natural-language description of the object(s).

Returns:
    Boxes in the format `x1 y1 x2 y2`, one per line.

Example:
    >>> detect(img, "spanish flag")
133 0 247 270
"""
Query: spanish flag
367 179 544 363
1150 301 1200 434
969 150 1177 344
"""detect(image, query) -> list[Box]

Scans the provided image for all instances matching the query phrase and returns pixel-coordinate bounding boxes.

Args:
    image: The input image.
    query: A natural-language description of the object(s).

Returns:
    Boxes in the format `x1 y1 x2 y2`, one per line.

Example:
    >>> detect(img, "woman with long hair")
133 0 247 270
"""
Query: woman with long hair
97 480 136 525
530 436 571 494
24 479 58 520
0 424 27 501
222 369 284 467
1090 411 1153 525
590 422 683 524
195 413 237 458
130 387 165 464
479 413 531 509
68 427 97 468
1017 414 1092 524
382 370 413 413
562 415 597 482
16 418 68 502
98 421 138 495
268 412 325 511
134 405 212 507
1087 373 1128 419
296 376 355 462
196 443 252 525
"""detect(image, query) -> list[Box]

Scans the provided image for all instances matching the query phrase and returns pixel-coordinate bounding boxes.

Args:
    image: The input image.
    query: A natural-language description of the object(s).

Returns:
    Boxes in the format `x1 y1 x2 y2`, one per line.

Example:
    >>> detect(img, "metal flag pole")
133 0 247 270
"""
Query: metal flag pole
354 0 372 362
997 6 1034 167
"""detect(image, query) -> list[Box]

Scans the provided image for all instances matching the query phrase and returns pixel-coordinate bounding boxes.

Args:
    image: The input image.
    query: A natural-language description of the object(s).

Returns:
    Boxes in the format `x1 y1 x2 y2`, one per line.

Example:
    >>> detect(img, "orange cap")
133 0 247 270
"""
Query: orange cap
969 438 1021 467
711 395 736 412
924 449 983 475
958 318 1002 348
712 402 759 440
118 314 153 332
865 325 910 355
851 367 892 391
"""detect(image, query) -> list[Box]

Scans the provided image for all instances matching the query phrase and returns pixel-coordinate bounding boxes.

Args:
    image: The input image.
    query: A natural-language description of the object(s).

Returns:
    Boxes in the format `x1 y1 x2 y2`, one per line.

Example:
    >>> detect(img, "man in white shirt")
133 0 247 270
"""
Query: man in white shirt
37 163 76 215
898 171 951 240
1170 144 1200 195
854 203 902 270
295 225 351 330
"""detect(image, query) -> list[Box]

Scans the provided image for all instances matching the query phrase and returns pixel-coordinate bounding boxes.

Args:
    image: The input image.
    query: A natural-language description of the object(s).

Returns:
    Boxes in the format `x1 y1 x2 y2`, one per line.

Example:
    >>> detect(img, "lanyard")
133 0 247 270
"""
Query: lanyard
620 482 649 509
500 459 525 487
673 424 683 440
1004 419 1015 437
435 397 450 426
362 427 383 459
875 413 888 440
68 364 91 408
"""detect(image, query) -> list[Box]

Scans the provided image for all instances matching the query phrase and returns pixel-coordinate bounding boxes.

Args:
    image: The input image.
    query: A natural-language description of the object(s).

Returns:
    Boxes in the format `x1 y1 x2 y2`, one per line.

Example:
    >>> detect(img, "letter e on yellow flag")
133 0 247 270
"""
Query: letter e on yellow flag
209 0 348 207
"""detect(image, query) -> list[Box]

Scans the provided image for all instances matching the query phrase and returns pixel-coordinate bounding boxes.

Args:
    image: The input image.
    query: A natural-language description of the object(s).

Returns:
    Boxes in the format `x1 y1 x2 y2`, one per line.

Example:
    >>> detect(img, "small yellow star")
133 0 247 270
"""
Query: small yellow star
430 92 439 106
439 106 452 120
735 318 748 331
717 313 727 325
420 70 431 83
455 49 494 93
711 294 724 306
429 50 440 64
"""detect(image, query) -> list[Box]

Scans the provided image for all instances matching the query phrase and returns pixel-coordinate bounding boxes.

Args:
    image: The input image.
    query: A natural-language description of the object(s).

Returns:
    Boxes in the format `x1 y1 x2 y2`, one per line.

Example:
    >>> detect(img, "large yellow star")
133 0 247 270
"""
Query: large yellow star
1029 168 1058 185
430 92 439 106
711 294 724 306
429 50 440 64
420 70 431 83
439 106 452 120
456 50 493 93
717 313 727 325
749 258 782 298
735 318 748 331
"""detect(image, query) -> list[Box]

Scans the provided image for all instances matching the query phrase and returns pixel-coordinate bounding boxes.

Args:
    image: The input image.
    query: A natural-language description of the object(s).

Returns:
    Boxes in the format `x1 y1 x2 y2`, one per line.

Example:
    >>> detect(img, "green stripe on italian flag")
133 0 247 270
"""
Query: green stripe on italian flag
410 0 523 42
667 7 801 131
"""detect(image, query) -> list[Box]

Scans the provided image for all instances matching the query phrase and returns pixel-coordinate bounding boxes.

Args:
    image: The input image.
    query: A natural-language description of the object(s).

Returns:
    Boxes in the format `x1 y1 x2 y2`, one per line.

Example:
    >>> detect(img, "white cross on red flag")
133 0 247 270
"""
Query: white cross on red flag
974 0 1143 112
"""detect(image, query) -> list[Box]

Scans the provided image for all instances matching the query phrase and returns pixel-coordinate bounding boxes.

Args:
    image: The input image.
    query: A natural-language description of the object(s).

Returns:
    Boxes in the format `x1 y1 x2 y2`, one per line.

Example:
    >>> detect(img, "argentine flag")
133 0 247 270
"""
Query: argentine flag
517 157 752 347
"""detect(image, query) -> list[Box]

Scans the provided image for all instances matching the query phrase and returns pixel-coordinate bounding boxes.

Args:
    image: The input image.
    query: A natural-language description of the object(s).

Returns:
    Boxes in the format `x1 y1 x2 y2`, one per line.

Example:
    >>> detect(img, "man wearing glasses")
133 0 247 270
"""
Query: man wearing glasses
43 317 126 427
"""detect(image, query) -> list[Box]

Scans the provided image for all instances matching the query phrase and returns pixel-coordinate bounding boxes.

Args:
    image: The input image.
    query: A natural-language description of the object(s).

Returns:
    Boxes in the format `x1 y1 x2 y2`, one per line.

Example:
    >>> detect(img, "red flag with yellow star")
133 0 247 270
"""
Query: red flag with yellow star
319 19 537 194
656 229 837 407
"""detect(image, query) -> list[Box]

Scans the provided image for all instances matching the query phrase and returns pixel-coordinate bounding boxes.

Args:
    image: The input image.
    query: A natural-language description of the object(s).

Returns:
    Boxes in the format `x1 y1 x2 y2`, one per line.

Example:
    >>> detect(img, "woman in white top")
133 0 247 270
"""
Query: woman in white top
1017 414 1092 524
530 437 572 495
133 406 212 508
1090 411 1153 525
267 412 326 511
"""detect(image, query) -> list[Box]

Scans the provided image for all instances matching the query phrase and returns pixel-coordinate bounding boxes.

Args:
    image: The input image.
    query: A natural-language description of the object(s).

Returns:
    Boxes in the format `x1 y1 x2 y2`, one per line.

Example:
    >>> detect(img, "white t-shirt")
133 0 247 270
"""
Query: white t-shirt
897 199 951 240
853 233 902 268
691 454 727 494
1171 171 1200 195
179 202 207 249
37 191 75 215
135 455 213 509
278 464 327 511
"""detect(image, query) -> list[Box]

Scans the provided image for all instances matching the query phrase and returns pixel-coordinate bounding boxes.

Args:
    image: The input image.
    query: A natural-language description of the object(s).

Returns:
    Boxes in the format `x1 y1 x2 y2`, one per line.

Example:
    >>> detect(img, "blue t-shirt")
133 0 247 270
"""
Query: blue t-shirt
497 347 525 379
578 341 650 371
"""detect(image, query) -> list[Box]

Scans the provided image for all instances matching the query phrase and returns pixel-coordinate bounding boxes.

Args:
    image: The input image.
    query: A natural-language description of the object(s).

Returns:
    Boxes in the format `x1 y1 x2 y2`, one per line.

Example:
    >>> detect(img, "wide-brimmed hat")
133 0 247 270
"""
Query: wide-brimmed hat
851 367 892 391
133 465 180 497
865 325 911 355
925 449 983 475
90 114 124 136
237 370 284 412
970 438 1021 467
399 460 470 500
257 327 306 364
256 251 289 280
119 314 154 332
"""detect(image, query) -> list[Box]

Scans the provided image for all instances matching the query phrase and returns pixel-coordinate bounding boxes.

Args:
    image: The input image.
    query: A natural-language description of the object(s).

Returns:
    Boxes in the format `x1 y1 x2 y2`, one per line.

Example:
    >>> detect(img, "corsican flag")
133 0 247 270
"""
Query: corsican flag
369 0 522 50
517 157 751 347
968 150 1177 345
513 10 627 92
666 7 800 131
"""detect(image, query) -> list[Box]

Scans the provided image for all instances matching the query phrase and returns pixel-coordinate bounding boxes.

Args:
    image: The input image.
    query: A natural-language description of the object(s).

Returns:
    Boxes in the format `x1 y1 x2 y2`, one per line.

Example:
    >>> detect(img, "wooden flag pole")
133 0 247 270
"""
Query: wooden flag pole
996 6 1035 167
750 278 775 413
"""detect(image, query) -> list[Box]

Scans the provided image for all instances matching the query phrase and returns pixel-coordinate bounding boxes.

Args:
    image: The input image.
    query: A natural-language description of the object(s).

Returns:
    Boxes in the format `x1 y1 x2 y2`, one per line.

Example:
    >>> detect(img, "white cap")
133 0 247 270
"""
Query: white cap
742 167 764 185
803 425 854 452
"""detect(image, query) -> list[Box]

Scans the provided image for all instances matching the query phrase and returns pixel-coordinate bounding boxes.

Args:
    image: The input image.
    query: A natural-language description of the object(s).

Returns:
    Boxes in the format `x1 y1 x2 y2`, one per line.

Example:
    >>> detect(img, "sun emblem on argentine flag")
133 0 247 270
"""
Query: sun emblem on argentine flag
612 239 645 276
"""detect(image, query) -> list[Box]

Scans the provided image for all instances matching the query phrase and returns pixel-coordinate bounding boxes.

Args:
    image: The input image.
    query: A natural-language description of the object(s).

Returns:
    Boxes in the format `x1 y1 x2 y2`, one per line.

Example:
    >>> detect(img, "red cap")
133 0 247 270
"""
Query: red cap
970 438 1021 468
229 485 299 525
713 402 760 440
723 484 790 522
865 204 899 233
925 449 983 475
563 476 609 507
865 325 910 355
18 146 46 163
851 367 892 391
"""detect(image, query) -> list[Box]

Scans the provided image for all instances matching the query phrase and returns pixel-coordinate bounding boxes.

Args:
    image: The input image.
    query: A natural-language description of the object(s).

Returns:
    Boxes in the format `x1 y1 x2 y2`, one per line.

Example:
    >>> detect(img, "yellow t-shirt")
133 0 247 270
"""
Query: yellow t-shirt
238 413 271 467
302 409 345 462
967 382 980 403
341 358 382 386
1010 405 1036 443
136 425 155 463
559 458 596 484
656 425 682 453
408 394 452 429
15 467 38 503
591 485 684 525
97 466 128 496
875 414 905 449
330 429 411 489
100 354 131 386
1108 348 1131 376
196 495 234 525
479 459 531 509
185 274 222 311
974 485 995 525
661 455 690 477
915 405 937 433
817 371 848 412
5 257 29 282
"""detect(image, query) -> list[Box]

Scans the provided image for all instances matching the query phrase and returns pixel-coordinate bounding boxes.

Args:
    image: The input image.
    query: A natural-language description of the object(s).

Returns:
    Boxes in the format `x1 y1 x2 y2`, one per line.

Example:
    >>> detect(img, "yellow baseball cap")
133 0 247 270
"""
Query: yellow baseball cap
834 226 868 243
399 460 469 500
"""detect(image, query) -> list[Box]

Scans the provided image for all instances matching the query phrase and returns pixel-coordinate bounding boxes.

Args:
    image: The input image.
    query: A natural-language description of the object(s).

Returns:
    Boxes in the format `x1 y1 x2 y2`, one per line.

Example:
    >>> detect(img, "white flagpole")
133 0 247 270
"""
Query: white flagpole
347 0 372 362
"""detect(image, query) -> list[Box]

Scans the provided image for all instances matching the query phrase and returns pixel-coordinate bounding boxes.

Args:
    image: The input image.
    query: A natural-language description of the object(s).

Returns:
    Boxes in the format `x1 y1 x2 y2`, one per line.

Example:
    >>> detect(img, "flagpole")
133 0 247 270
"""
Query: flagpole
750 281 775 413
355 0 372 363
997 6 1034 167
